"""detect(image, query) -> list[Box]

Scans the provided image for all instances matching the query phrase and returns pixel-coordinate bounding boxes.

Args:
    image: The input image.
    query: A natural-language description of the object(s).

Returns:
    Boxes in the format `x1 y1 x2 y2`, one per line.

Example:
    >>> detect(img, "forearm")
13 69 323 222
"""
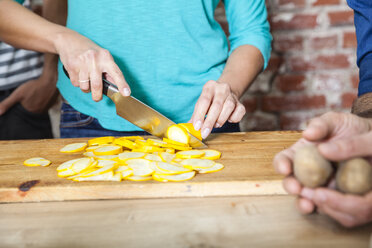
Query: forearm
0 0 71 54
218 45 264 98
38 0 67 85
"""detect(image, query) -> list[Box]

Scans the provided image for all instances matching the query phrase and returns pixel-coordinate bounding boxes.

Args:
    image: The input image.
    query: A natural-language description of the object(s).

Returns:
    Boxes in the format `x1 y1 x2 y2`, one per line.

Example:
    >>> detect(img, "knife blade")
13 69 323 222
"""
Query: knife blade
62 66 207 148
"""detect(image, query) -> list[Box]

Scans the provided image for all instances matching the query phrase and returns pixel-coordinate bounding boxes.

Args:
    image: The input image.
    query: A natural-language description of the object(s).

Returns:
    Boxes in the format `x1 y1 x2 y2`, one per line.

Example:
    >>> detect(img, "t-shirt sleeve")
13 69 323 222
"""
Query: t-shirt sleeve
347 0 372 96
223 0 272 70
13 0 24 4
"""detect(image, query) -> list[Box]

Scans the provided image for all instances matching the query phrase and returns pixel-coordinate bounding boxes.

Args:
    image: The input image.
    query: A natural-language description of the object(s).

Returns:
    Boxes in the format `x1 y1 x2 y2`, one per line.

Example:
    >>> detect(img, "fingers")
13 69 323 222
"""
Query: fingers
191 81 246 139
104 60 131 97
300 188 355 224
201 84 230 138
214 96 246 128
78 67 90 93
318 205 356 227
296 197 316 214
228 102 246 123
191 81 214 133
318 132 372 161
273 138 310 175
273 150 294 175
302 117 329 142
89 60 103 102
0 88 22 115
302 112 345 142
64 48 129 102
312 189 364 215
303 188 372 227
67 67 80 87
283 176 302 195
215 96 236 128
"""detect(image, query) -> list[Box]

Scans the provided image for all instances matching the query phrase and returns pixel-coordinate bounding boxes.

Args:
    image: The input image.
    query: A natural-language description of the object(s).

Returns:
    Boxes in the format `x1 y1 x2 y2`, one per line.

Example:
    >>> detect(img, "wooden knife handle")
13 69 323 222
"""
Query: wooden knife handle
62 66 118 96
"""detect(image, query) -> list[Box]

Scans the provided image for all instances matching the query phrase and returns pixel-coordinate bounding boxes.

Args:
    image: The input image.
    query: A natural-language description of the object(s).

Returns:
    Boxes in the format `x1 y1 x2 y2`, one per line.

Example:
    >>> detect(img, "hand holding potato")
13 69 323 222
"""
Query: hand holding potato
300 186 372 227
273 112 372 227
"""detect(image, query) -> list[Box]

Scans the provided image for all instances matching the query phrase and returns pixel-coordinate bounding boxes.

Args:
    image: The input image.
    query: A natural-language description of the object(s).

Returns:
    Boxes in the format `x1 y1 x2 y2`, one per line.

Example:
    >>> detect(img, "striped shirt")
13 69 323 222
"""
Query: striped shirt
0 0 44 91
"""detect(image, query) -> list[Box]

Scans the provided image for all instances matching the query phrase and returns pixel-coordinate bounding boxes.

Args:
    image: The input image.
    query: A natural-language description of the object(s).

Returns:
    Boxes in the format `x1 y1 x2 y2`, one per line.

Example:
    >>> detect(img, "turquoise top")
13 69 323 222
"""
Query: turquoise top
57 0 272 131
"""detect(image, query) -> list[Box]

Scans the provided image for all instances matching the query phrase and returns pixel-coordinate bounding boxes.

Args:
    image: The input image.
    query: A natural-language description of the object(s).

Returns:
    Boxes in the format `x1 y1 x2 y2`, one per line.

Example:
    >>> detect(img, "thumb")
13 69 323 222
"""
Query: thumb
0 90 21 116
318 132 372 161
303 116 330 142
303 112 342 142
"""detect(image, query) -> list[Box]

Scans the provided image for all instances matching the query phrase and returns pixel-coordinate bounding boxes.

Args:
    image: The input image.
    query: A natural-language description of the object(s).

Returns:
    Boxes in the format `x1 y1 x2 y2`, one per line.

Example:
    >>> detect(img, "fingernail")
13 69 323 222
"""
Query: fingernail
201 128 210 139
194 120 202 131
315 191 327 203
303 126 316 136
215 123 221 128
301 188 315 200
122 88 130 96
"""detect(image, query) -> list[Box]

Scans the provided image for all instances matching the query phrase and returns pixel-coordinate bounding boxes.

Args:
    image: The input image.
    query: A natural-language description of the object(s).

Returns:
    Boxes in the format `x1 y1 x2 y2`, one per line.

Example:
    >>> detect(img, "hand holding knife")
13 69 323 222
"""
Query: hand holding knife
62 66 207 148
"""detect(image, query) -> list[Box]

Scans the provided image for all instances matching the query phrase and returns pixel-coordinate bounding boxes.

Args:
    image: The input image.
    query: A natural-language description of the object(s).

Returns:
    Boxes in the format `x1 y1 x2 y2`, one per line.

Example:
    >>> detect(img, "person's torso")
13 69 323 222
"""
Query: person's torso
58 0 229 131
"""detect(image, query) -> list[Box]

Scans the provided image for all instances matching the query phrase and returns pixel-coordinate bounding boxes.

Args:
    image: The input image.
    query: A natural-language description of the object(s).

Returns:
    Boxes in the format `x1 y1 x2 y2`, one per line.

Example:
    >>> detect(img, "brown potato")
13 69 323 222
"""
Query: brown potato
336 158 372 195
294 144 333 188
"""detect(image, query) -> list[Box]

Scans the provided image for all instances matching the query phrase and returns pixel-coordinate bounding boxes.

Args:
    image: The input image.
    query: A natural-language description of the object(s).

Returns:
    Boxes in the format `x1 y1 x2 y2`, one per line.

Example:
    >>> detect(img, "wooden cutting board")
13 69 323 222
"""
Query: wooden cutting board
0 131 301 203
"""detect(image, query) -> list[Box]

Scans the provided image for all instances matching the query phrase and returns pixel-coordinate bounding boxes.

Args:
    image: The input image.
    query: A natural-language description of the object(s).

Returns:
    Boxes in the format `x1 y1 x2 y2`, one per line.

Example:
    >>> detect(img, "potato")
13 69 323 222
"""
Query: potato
336 158 372 195
293 144 333 188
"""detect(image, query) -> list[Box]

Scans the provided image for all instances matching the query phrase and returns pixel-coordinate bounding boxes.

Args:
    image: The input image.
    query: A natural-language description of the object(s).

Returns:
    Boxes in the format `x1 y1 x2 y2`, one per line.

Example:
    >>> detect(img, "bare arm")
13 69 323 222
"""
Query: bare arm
218 45 264 99
0 0 68 115
40 0 67 83
0 0 67 53
0 0 130 101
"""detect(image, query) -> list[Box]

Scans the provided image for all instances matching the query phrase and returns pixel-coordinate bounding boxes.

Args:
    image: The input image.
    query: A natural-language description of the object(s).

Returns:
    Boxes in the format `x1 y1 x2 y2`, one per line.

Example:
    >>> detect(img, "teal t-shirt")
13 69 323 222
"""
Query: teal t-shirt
58 0 272 131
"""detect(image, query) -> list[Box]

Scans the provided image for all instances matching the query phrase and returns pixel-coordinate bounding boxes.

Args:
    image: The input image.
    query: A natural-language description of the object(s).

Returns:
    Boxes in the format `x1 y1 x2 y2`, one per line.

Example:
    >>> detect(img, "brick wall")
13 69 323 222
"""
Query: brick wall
215 0 358 131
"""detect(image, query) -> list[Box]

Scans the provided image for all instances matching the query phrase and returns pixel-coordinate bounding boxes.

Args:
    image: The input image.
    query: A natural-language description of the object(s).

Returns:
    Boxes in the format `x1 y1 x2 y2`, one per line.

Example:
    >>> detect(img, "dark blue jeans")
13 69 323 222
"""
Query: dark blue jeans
60 102 240 138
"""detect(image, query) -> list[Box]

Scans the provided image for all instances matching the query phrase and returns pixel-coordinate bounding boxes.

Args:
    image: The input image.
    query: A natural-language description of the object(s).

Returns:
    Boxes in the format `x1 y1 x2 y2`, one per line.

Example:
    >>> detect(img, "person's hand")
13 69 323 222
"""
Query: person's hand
0 74 58 115
189 80 246 139
54 31 131 102
273 112 372 227
300 187 372 227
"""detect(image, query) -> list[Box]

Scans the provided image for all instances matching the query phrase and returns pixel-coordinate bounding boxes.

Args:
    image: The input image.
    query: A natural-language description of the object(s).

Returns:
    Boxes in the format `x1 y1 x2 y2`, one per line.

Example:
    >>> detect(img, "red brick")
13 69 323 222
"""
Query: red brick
328 10 354 26
310 35 338 50
280 112 321 130
242 97 258 113
262 95 326 112
278 0 306 8
270 14 318 30
341 92 357 108
343 31 357 48
312 0 339 5
288 54 350 72
275 74 306 92
273 36 304 52
351 73 359 89
265 55 283 72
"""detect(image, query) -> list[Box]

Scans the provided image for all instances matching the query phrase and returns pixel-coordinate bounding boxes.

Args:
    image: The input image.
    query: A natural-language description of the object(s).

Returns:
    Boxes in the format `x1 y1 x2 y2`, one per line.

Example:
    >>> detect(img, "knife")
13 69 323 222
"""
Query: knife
62 66 207 148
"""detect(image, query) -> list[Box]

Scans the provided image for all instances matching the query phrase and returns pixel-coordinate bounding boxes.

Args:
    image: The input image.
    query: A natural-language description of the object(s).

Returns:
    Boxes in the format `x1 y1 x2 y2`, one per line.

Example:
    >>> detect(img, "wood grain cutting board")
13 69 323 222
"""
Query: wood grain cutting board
0 131 301 203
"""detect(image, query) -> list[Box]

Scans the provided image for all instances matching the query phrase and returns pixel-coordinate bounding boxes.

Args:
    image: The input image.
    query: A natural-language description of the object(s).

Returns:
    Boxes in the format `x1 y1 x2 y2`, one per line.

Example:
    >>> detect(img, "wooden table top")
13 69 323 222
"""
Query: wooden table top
0 132 371 247
0 195 371 247
1 131 300 203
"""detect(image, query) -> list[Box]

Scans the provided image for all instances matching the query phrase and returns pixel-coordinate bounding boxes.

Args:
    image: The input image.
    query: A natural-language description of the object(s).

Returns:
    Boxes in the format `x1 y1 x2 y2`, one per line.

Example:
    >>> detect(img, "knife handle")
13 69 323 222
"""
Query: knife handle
62 66 118 96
